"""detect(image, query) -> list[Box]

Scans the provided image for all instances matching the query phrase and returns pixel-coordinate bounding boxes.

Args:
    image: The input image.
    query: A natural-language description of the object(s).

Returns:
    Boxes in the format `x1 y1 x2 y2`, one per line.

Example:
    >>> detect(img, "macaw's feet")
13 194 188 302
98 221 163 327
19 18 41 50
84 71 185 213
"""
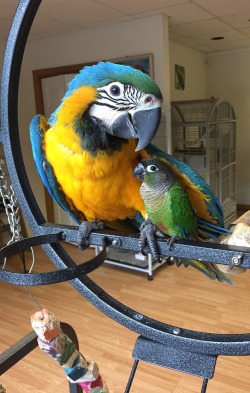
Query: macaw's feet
139 219 165 262
78 220 105 250
175 257 189 268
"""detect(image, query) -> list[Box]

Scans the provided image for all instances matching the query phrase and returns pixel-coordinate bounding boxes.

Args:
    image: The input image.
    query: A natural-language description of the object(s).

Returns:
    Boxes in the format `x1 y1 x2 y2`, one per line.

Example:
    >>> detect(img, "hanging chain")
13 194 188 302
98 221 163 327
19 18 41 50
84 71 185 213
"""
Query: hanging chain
0 154 43 317
0 157 22 243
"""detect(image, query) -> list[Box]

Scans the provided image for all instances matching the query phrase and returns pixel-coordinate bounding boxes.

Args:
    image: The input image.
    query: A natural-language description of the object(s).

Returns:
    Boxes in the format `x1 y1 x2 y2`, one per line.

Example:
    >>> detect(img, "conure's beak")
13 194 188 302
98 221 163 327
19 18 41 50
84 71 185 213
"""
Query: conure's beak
109 107 161 151
134 163 146 181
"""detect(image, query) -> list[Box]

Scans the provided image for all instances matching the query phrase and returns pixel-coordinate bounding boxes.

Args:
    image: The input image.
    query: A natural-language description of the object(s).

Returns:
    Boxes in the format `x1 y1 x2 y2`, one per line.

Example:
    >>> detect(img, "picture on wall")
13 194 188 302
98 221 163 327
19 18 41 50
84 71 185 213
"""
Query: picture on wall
112 54 153 77
175 64 185 90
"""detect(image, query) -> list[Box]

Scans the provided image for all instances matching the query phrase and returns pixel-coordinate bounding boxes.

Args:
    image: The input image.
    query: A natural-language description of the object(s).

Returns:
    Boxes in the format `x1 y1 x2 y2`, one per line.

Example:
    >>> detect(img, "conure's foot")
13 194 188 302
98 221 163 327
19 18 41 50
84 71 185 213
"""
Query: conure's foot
139 219 165 262
166 235 180 250
78 220 105 250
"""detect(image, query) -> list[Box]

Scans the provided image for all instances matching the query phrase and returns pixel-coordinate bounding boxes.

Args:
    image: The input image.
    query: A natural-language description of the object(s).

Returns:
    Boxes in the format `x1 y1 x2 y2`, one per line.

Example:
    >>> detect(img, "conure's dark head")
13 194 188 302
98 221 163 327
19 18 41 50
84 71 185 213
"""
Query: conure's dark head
134 158 175 191
52 62 163 152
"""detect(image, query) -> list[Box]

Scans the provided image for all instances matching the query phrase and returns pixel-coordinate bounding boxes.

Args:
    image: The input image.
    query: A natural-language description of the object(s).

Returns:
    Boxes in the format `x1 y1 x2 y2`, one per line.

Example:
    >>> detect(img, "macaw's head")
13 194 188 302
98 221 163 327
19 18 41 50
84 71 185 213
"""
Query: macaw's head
51 62 163 152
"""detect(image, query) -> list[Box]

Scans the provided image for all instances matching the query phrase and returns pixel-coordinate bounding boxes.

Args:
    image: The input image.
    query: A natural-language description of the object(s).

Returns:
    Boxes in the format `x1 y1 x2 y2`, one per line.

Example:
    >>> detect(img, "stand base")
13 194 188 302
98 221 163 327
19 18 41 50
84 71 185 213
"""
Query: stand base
125 335 217 393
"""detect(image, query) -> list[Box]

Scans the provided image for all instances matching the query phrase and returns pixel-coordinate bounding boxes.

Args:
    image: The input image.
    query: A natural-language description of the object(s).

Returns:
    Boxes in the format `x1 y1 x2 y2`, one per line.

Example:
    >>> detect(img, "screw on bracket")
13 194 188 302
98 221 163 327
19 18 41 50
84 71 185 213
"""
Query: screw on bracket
111 238 122 247
61 232 67 241
227 252 244 272
134 313 144 321
231 253 243 266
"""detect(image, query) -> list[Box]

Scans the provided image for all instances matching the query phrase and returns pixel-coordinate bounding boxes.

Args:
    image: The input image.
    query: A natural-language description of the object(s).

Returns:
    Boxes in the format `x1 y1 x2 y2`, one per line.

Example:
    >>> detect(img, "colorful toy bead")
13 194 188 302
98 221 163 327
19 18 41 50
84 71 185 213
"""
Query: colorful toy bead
31 309 109 393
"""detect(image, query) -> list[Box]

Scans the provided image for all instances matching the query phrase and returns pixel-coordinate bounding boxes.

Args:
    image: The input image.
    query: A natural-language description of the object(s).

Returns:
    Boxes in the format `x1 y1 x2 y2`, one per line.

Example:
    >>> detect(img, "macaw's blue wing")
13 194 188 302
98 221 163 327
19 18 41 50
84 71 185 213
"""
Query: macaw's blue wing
30 115 80 225
145 143 231 239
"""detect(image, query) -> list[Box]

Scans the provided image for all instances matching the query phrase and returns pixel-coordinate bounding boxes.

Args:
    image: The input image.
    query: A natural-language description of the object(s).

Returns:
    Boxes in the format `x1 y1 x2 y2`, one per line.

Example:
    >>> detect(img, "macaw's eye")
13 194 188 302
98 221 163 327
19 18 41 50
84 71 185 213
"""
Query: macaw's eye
147 165 158 172
144 95 153 104
110 84 121 96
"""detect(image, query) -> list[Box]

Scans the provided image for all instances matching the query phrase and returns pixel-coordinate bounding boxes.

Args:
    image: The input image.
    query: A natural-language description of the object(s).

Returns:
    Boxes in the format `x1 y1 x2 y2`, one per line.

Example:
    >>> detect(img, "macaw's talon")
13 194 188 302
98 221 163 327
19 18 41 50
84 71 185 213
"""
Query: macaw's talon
166 235 180 251
78 220 105 250
139 219 162 262
175 257 189 268
182 259 189 268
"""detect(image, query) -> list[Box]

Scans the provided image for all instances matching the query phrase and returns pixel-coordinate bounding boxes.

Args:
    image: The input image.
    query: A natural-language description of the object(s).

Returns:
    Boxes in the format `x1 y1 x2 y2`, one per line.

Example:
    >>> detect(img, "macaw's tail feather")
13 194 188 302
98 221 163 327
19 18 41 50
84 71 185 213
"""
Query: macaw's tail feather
187 259 234 285
197 218 232 239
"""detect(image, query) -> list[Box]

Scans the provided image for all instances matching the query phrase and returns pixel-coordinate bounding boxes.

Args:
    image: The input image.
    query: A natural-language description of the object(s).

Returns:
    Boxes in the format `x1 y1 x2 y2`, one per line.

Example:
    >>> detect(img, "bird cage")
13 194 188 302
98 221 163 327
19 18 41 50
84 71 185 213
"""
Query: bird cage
171 98 236 227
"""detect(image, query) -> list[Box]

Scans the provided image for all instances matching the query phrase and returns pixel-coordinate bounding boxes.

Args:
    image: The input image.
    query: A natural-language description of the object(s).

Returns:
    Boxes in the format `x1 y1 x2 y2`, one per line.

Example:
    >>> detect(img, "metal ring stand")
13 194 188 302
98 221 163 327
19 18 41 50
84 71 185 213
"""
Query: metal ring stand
1 1 250 391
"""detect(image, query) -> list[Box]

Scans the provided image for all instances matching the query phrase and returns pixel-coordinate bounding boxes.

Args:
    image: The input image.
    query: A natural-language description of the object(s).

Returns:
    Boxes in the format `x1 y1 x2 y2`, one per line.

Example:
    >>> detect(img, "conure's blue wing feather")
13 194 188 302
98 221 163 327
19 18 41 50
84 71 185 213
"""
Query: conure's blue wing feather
30 115 80 224
144 143 230 238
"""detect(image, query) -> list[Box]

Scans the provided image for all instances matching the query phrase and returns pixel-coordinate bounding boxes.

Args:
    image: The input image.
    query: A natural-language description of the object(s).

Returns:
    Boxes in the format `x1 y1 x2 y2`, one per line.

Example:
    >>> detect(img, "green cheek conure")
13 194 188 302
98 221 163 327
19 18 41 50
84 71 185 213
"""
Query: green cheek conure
134 158 233 284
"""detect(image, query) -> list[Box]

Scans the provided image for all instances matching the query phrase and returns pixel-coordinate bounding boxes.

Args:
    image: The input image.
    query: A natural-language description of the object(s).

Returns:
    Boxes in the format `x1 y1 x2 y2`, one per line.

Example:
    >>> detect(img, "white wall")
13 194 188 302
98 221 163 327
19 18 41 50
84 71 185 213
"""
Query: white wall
207 49 250 205
15 14 170 226
169 41 208 101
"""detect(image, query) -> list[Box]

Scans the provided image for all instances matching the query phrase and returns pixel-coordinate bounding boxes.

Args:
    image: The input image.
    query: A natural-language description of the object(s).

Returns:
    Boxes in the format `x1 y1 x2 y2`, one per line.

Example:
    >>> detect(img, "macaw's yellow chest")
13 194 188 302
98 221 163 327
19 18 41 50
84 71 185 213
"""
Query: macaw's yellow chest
44 128 147 221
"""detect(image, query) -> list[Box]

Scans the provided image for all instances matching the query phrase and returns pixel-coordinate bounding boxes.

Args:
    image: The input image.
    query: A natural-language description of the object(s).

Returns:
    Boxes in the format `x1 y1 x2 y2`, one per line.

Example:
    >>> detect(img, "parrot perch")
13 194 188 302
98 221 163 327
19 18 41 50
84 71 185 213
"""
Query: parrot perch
30 61 228 249
134 157 233 284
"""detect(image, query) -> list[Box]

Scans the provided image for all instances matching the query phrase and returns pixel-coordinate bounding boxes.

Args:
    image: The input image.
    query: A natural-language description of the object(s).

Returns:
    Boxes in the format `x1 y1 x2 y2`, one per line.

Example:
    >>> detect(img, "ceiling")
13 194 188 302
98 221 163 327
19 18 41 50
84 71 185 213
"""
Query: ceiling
2 0 250 53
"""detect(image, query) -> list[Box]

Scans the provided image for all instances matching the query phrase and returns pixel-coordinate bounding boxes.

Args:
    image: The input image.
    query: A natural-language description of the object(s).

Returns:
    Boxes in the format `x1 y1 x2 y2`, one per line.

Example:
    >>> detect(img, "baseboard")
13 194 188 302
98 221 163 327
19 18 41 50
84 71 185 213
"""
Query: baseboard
237 204 250 212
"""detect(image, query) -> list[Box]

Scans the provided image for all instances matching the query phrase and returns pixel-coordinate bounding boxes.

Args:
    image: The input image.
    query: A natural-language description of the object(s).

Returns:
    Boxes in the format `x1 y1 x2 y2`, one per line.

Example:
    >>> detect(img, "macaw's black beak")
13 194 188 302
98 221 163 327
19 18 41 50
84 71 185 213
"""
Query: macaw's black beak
133 163 146 181
134 107 161 151
109 107 161 151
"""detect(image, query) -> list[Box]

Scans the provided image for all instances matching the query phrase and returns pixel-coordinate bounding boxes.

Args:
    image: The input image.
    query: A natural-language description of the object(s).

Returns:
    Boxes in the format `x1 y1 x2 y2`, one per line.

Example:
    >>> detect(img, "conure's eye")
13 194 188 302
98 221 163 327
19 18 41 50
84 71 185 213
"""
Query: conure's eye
147 165 158 172
110 84 121 96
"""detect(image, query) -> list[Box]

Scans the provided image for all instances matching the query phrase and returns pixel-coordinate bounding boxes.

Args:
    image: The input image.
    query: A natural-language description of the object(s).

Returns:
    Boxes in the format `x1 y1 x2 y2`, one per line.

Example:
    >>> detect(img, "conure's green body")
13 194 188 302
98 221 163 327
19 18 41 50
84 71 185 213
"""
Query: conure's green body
141 177 198 240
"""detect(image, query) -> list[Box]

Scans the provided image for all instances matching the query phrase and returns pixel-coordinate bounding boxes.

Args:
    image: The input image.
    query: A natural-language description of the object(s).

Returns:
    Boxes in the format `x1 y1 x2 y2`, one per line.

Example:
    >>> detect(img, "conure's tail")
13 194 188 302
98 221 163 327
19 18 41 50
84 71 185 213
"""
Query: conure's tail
176 258 234 285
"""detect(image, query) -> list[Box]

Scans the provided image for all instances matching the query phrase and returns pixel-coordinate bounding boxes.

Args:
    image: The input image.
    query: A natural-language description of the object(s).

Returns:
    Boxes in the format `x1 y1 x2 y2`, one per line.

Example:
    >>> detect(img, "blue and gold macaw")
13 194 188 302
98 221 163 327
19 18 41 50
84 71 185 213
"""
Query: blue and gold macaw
30 62 227 251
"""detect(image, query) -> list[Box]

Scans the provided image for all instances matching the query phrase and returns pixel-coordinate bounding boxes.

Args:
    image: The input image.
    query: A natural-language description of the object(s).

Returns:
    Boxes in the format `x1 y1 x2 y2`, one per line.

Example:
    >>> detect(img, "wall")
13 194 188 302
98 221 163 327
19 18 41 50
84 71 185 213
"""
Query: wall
169 41 208 101
0 39 6 76
14 14 170 227
207 49 250 205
